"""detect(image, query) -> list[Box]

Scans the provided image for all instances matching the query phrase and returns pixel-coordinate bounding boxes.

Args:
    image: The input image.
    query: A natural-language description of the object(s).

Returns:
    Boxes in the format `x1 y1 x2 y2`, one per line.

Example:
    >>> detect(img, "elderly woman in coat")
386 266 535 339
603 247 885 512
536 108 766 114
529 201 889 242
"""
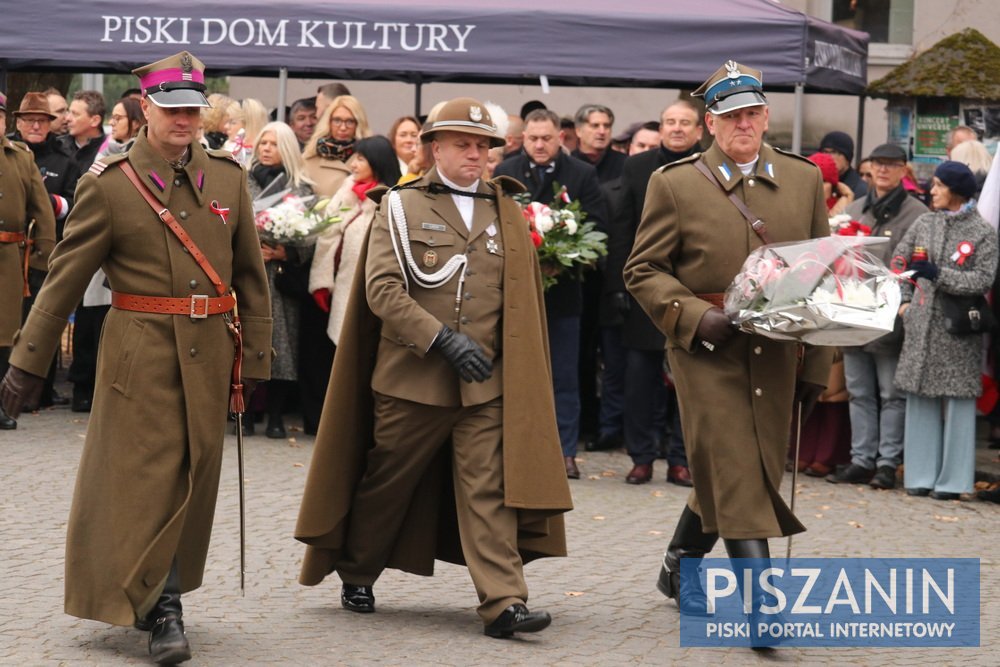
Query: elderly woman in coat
248 121 314 438
895 161 998 500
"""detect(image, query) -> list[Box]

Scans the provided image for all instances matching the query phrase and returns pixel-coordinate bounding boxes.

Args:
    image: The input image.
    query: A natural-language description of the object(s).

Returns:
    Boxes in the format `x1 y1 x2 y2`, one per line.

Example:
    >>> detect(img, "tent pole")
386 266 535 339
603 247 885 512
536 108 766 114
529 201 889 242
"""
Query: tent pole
277 68 288 123
855 95 865 167
414 76 423 118
792 83 804 155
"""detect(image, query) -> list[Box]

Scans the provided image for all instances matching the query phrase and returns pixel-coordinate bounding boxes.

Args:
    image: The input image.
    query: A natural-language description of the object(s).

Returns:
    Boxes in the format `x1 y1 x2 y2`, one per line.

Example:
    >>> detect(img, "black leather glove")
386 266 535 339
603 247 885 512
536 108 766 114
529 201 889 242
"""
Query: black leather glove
0 366 45 419
432 326 492 383
610 292 631 319
793 380 825 422
909 260 939 281
695 307 736 349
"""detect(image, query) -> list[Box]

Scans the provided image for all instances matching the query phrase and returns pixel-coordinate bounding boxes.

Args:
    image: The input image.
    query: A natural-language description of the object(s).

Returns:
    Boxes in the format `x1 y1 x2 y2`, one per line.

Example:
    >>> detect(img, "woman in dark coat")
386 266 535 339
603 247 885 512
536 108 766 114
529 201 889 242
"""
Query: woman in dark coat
894 161 998 500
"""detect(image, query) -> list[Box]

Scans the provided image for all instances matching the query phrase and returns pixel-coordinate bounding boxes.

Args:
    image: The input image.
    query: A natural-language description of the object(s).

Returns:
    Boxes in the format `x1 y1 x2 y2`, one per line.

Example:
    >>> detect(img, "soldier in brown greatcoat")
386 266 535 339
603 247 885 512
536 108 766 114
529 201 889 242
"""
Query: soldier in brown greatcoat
0 52 271 665
0 91 57 429
295 97 572 639
625 61 832 620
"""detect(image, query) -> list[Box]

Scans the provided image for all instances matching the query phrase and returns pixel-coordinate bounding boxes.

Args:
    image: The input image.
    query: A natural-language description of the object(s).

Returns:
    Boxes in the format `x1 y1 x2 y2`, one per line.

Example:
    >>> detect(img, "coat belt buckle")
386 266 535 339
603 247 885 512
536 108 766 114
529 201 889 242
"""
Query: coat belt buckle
190 294 210 319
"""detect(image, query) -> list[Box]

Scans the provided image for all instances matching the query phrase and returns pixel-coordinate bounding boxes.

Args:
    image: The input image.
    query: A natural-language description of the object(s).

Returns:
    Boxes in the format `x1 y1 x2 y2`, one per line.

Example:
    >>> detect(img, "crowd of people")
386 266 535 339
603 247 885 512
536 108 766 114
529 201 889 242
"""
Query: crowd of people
2 48 1000 661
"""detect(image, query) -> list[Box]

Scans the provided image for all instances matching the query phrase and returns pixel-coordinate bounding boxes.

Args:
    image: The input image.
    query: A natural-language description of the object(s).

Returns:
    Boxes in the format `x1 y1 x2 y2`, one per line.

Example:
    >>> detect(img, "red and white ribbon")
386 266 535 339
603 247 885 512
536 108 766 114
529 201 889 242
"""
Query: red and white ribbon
951 241 974 265
210 200 230 225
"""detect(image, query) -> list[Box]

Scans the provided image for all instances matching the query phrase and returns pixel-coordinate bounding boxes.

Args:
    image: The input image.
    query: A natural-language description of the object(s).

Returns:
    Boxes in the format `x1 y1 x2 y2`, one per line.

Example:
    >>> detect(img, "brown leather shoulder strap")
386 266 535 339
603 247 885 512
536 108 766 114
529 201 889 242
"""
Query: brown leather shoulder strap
693 159 775 245
119 161 228 297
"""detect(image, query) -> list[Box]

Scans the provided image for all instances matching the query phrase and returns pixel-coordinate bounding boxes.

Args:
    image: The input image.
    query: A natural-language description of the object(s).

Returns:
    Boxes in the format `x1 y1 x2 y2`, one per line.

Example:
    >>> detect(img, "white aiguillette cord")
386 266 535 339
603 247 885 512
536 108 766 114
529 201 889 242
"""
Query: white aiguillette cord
387 189 468 305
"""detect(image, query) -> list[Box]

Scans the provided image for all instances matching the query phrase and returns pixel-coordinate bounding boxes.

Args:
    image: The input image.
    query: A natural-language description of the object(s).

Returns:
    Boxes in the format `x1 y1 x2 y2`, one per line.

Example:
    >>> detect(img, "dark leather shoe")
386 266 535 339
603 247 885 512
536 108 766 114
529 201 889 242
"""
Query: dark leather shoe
869 465 896 490
906 487 931 497
564 456 580 479
0 406 16 430
585 432 621 451
826 463 874 484
341 584 375 613
804 462 831 477
148 614 191 664
71 385 93 413
484 604 551 638
667 465 693 487
265 417 286 439
626 463 652 485
929 490 961 501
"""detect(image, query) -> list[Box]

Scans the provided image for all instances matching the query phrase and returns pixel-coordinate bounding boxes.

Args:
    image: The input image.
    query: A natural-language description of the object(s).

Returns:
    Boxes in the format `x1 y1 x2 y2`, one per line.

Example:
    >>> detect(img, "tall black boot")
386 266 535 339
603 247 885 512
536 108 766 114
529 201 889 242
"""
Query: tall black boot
657 506 719 614
146 562 191 664
724 538 778 650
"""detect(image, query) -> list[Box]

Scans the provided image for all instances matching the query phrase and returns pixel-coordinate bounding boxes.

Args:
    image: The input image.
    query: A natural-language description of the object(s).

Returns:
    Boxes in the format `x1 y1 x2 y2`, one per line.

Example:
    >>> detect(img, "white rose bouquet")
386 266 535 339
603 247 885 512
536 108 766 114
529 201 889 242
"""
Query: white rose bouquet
253 191 338 247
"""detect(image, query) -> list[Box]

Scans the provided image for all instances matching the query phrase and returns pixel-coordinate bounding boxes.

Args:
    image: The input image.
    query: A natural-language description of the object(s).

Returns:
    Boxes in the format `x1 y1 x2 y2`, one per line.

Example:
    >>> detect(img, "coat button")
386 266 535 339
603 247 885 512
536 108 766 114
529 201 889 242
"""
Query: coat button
754 346 762 355
256 351 265 360
26 342 36 351
174 179 182 187
672 301 680 308
179 211 188 220
463 292 472 299
182 247 190 254
747 178 756 187
190 348 197 357
754 388 763 397
461 316 470 324
189 280 198 288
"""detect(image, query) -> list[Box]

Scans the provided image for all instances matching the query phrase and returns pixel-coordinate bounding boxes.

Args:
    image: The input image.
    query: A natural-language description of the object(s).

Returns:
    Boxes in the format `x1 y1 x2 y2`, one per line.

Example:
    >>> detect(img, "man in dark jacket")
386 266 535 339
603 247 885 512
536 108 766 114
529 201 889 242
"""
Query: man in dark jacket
494 108 607 480
603 99 704 485
58 90 106 173
819 130 867 199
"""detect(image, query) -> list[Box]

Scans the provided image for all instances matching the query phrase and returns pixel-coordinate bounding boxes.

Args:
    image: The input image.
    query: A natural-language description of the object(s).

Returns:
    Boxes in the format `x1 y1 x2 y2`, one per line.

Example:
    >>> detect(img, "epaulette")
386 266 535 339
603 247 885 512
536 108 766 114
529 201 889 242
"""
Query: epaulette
88 153 127 177
770 144 816 165
492 174 527 195
207 147 243 166
9 139 31 153
367 184 391 205
654 152 701 174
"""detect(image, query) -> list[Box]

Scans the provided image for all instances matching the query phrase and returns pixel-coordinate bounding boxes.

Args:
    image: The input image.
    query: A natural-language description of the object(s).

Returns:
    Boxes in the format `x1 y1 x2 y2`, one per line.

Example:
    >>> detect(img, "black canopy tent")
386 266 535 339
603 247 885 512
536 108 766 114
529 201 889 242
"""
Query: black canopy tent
0 0 868 151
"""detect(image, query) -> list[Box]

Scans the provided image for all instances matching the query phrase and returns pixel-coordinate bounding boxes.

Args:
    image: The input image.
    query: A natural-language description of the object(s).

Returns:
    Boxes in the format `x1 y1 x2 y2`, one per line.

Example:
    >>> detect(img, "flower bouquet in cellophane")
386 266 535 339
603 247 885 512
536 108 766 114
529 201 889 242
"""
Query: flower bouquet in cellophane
515 184 607 290
253 190 337 247
723 236 901 346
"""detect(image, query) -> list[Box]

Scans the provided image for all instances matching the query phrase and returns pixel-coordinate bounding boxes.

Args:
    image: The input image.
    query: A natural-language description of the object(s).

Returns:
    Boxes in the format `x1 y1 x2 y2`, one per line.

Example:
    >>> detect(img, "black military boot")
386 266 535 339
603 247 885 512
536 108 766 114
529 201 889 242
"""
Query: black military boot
147 563 191 664
657 506 719 614
724 538 779 650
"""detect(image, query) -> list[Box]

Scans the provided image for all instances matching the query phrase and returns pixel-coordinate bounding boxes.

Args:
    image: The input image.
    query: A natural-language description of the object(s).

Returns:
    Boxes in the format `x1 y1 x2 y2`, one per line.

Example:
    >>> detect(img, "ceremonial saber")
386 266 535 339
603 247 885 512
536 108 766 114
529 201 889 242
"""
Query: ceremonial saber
786 400 803 560
228 290 247 597
236 410 246 596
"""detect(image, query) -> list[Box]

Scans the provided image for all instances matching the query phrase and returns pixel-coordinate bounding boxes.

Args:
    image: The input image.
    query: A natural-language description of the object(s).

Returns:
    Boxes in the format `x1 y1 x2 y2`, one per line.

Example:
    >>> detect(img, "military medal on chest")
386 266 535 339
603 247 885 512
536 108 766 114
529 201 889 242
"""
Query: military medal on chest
485 223 500 254
423 250 438 267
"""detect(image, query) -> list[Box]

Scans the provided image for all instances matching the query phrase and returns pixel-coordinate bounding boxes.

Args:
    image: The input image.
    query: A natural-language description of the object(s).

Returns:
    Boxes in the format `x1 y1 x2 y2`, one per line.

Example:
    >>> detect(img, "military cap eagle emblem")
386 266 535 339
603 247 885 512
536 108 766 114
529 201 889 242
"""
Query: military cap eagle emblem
469 105 483 122
726 60 740 79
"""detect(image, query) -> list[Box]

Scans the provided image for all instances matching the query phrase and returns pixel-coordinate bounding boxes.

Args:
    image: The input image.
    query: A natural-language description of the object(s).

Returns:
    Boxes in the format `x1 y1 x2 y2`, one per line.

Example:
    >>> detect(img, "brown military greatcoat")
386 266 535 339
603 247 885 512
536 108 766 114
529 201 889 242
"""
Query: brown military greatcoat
0 136 56 344
296 169 572 585
626 142 832 539
9 129 272 625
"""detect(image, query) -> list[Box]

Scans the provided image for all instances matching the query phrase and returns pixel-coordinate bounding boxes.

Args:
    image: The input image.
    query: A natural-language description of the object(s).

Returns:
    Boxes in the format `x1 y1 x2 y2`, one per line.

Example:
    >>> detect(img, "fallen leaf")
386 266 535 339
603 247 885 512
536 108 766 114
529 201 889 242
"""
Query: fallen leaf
586 475 601 480
847 520 863 528
565 591 585 597
820 505 831 510
648 530 663 536
293 462 304 468
651 491 665 497
592 515 606 521
814 514 824 519
601 471 616 477
288 437 297 444
933 515 958 523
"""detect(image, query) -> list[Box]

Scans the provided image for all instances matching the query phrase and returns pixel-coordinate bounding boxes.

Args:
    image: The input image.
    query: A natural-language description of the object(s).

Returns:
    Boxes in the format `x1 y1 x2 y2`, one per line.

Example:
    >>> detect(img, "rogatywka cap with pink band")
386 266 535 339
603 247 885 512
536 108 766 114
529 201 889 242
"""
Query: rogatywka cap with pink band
132 51 210 109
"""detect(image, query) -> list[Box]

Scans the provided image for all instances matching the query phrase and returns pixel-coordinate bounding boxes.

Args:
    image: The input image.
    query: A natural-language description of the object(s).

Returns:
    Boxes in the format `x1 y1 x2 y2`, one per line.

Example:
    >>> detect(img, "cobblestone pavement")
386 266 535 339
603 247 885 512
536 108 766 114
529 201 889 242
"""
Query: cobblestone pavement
1 402 997 666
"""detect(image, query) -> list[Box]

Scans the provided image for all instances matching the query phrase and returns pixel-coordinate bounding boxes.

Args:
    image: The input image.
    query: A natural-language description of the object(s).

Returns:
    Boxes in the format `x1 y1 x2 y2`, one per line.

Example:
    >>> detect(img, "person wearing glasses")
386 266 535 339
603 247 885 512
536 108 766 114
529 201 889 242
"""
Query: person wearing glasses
96 97 145 160
302 95 373 197
827 144 928 490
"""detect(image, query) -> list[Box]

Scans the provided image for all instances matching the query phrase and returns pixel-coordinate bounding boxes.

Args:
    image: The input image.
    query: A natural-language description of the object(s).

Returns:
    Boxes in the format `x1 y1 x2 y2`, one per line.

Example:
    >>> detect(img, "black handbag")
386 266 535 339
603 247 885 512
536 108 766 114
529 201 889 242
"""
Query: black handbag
940 293 997 335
